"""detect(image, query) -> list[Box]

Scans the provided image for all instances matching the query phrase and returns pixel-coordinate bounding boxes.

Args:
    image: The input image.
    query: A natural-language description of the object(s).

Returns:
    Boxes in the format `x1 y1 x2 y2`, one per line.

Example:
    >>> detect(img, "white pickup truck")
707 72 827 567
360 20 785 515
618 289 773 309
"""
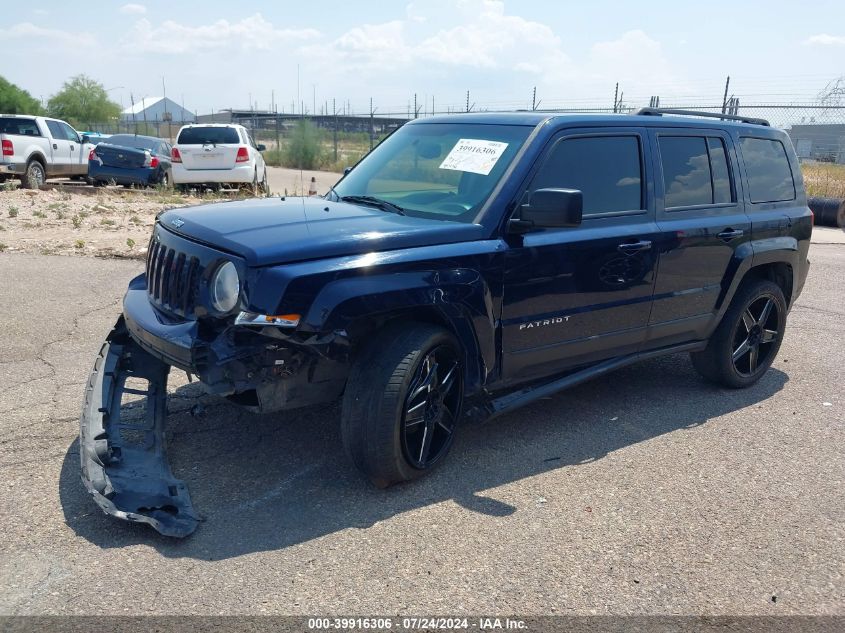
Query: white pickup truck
0 114 94 188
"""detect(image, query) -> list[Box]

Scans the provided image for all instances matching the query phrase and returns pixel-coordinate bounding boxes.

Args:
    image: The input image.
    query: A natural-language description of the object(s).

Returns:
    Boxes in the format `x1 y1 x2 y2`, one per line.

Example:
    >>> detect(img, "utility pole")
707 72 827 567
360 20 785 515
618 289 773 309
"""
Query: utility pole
613 82 619 113
721 75 731 114
432 95 435 116
414 93 418 119
274 101 280 157
369 97 376 150
466 90 470 113
532 86 536 111
130 93 137 134
312 84 316 119
333 98 338 162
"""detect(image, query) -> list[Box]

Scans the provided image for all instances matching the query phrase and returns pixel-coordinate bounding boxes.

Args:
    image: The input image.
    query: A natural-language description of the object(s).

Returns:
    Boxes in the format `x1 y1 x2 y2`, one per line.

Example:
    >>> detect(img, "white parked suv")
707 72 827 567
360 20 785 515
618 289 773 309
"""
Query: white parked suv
171 123 268 193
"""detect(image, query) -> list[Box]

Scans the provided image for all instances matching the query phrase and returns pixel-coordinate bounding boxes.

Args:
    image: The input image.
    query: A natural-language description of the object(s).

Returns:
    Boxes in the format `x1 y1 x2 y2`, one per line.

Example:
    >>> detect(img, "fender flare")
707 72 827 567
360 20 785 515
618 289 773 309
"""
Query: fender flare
717 237 799 321
301 269 497 394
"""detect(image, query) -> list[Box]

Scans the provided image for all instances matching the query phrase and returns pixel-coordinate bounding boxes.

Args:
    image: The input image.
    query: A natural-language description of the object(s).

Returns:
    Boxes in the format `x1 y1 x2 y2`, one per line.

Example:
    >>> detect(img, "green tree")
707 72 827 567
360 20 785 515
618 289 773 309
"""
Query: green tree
47 75 120 126
283 119 326 170
0 76 43 114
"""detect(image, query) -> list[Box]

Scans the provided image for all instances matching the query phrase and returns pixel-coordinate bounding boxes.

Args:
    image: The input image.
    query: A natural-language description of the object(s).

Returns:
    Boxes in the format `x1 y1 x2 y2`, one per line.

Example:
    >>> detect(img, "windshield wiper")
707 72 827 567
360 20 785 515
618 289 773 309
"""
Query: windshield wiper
340 195 406 216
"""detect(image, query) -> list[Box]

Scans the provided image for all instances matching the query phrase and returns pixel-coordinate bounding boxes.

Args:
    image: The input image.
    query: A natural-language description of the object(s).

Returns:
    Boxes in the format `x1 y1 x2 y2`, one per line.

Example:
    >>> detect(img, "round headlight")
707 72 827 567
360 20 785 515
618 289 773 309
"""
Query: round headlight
209 261 240 313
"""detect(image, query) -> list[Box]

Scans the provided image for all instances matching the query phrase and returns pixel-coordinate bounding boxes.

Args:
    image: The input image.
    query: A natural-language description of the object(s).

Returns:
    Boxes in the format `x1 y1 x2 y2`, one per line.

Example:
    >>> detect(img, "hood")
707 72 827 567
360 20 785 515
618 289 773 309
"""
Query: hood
158 197 486 266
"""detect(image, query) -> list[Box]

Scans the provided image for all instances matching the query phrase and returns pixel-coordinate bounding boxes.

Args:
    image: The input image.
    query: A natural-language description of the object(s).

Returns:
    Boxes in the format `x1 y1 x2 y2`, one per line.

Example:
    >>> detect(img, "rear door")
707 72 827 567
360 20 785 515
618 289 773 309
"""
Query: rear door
56 121 86 175
737 135 801 245
501 128 659 383
45 120 72 175
176 126 241 170
646 128 751 348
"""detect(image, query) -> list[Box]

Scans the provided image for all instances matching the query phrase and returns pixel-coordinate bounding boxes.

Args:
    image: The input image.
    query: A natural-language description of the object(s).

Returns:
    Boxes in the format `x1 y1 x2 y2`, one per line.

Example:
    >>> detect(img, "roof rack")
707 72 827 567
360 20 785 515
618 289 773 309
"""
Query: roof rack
634 107 770 127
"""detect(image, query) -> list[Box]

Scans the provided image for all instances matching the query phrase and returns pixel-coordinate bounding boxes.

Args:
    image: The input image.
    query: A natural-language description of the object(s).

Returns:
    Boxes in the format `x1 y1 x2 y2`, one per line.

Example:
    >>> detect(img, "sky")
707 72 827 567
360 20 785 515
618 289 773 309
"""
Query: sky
1 0 844 117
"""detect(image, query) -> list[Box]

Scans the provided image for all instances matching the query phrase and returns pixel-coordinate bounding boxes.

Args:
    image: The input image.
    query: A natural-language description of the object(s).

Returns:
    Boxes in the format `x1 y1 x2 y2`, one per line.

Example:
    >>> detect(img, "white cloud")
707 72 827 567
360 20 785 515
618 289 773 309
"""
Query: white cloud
123 13 319 54
804 33 845 46
589 30 670 82
120 4 147 15
303 0 571 79
0 22 93 47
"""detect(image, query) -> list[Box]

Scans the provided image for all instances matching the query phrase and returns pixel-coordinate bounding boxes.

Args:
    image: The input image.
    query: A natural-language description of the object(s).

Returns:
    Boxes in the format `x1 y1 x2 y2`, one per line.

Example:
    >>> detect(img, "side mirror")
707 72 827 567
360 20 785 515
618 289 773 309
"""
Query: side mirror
256 144 266 151
80 134 90 144
509 188 583 234
343 166 352 176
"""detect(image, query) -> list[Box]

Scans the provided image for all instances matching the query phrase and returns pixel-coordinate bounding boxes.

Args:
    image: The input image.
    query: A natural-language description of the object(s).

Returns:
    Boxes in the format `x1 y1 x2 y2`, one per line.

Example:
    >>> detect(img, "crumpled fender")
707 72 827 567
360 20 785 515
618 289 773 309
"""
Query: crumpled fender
79 316 199 537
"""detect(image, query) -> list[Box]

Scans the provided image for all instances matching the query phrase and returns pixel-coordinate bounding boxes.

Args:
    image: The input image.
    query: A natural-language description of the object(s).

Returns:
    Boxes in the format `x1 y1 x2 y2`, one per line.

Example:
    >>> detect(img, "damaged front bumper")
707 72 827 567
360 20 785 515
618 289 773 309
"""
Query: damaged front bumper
79 317 200 537
81 277 349 537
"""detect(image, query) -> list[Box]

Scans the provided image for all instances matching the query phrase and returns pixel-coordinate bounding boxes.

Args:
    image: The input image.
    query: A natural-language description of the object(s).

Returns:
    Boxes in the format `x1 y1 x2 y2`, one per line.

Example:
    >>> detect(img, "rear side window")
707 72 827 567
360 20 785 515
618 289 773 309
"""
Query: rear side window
659 136 735 208
177 127 240 145
46 120 64 139
740 137 795 203
531 136 643 216
0 117 41 136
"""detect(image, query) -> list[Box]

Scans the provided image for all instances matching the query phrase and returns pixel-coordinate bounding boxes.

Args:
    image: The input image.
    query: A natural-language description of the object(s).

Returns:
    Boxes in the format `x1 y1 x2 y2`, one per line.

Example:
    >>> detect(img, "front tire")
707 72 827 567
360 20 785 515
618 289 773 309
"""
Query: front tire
341 323 464 488
691 279 787 388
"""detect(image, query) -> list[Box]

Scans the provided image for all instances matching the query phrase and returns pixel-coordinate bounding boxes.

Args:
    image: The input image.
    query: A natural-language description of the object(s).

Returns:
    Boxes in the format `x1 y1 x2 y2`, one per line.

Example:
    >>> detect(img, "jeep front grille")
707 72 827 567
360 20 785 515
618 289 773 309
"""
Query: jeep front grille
145 240 200 317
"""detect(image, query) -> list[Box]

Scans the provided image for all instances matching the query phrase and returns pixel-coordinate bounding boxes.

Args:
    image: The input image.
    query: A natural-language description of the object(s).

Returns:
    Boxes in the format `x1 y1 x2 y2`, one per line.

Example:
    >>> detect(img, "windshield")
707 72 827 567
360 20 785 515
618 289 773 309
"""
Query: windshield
102 135 158 151
332 122 532 223
177 126 240 145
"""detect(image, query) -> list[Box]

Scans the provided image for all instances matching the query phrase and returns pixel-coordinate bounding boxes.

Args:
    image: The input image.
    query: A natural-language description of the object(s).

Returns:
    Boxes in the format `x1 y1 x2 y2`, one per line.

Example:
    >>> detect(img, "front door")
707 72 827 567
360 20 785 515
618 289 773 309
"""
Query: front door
501 129 659 383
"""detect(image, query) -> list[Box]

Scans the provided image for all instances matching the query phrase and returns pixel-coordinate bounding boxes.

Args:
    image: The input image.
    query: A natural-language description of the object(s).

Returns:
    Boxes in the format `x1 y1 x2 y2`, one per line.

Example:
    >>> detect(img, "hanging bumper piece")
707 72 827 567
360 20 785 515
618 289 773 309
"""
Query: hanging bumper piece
79 317 199 538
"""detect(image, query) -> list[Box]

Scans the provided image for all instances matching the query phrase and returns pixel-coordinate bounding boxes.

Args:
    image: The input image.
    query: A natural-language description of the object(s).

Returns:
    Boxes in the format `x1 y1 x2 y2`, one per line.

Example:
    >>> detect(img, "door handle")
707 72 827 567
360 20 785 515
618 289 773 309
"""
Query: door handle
70 145 75 151
617 240 652 254
717 228 744 242
53 143 57 150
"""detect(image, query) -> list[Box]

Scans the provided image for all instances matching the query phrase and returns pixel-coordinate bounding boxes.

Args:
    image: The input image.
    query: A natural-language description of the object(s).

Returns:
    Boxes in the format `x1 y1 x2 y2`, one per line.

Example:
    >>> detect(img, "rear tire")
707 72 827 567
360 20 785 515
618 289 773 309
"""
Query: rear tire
691 279 787 388
159 170 171 188
21 160 45 189
341 323 464 488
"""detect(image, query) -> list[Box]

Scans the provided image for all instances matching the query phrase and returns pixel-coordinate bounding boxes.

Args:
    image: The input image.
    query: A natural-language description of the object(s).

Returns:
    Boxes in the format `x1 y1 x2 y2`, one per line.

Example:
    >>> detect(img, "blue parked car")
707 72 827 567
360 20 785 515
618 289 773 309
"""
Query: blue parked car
88 133 172 188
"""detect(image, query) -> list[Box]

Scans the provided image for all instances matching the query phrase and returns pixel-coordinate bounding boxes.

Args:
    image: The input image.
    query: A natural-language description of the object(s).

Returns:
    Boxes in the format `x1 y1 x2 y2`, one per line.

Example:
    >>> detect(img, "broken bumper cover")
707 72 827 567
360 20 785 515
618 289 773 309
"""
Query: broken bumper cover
79 317 200 537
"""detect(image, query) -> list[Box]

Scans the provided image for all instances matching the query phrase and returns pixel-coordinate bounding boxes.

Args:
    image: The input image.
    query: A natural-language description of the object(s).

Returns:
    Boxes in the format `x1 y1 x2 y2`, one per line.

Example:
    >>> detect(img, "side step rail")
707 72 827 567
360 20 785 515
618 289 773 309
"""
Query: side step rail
79 316 199 537
464 341 706 423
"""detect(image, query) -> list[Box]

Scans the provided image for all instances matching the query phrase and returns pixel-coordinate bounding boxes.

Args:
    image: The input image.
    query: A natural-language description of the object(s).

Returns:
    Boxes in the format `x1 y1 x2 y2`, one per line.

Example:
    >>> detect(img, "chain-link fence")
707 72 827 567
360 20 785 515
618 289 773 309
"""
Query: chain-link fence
80 101 845 169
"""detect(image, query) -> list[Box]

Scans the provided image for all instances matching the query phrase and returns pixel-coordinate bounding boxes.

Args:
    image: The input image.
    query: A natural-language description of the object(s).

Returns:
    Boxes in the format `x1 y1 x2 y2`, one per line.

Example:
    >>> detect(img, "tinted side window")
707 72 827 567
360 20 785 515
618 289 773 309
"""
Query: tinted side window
660 137 711 208
707 138 732 204
532 136 642 215
740 137 795 203
46 120 64 139
660 136 736 208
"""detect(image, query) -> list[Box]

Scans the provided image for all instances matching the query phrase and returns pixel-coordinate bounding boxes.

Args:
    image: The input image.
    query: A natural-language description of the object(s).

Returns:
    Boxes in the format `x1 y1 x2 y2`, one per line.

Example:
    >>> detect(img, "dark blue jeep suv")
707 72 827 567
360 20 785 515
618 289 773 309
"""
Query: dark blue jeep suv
80 109 812 536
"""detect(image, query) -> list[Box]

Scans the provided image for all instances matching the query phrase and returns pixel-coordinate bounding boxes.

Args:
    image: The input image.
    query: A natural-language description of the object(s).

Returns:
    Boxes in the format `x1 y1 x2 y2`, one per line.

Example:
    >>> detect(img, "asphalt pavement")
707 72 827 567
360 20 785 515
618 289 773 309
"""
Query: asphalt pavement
0 229 842 615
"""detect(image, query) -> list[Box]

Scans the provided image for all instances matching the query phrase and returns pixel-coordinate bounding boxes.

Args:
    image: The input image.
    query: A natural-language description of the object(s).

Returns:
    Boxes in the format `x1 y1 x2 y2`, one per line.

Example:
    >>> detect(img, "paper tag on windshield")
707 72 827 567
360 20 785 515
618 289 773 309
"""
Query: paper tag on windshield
439 139 509 176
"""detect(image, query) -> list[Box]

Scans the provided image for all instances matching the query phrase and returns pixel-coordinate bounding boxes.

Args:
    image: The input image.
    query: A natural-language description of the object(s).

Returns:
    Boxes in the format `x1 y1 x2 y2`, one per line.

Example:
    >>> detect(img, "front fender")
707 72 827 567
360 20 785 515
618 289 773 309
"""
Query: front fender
302 269 496 394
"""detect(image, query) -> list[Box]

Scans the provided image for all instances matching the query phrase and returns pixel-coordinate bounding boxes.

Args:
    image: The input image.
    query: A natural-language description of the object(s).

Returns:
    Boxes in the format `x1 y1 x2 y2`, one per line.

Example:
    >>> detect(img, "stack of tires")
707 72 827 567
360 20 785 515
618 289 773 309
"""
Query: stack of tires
808 197 845 228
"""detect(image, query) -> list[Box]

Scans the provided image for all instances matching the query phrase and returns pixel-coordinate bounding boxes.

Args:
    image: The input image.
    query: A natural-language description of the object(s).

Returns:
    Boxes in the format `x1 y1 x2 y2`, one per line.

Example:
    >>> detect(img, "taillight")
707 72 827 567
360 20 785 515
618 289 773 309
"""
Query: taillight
171 147 182 163
1 139 13 156
88 149 96 160
235 147 249 163
149 156 159 169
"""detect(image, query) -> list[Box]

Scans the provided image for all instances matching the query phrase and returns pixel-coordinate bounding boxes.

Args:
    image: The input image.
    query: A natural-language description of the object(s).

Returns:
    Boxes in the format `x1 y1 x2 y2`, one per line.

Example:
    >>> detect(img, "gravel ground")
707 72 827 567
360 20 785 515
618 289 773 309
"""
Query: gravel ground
0 167 342 258
0 234 842 616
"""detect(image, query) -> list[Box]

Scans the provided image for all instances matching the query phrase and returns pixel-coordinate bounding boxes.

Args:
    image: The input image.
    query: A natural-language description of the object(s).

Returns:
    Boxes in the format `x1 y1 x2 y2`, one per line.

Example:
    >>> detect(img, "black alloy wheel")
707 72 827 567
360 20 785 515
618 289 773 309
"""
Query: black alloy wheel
401 345 461 469
730 293 780 377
